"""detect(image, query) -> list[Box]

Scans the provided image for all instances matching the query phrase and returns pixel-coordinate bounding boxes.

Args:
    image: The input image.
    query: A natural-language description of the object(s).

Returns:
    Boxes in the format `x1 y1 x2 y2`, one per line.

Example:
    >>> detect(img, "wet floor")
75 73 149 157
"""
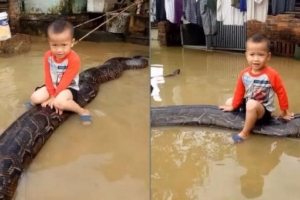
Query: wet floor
151 40 300 200
0 36 149 200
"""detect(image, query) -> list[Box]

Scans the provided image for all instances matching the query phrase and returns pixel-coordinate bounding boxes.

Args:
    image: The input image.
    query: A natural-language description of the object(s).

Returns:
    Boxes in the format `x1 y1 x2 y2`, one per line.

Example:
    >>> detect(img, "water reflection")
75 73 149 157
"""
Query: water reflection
152 127 300 200
236 137 286 199
151 66 183 105
151 128 235 200
151 65 165 102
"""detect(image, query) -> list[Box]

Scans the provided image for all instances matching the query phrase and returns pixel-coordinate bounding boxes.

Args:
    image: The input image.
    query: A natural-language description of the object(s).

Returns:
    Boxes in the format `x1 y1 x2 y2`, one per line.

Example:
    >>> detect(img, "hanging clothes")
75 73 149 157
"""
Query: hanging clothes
271 0 295 15
200 0 218 35
150 0 156 22
231 0 239 9
217 0 246 26
196 0 202 25
183 0 202 25
240 0 247 12
165 0 175 23
156 0 167 21
174 0 183 24
286 0 296 11
247 0 269 23
206 0 217 12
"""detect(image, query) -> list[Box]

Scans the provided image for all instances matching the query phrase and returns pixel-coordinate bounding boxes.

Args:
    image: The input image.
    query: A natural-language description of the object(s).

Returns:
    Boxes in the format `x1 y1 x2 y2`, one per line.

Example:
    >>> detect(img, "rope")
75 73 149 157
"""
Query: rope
73 7 127 29
74 0 142 45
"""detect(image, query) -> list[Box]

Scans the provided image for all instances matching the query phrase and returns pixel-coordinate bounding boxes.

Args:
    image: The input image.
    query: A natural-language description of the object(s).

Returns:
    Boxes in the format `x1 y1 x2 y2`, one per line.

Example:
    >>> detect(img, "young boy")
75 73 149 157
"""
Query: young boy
25 19 91 125
219 34 293 143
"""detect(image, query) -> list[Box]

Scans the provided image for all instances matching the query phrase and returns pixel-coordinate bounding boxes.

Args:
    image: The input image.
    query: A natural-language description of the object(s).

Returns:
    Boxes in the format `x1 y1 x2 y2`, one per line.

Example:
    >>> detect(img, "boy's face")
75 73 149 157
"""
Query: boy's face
245 41 271 72
48 29 75 60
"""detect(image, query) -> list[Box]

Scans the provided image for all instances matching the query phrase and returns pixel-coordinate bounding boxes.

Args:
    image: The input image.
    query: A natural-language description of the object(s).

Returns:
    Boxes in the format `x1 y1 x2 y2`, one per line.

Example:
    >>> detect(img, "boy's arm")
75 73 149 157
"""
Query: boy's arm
273 73 289 111
231 72 245 109
54 55 80 97
44 53 55 96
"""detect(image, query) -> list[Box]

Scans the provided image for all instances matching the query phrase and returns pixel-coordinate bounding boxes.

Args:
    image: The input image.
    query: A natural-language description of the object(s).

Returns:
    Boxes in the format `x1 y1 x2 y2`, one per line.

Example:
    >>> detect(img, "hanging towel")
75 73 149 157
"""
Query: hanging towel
217 0 246 26
165 0 175 23
247 0 269 22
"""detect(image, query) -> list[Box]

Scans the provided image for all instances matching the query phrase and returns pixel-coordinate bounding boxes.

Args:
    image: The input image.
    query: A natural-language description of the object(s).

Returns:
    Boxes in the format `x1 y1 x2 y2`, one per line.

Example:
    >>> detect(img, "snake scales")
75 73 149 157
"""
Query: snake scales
0 56 148 200
151 105 300 137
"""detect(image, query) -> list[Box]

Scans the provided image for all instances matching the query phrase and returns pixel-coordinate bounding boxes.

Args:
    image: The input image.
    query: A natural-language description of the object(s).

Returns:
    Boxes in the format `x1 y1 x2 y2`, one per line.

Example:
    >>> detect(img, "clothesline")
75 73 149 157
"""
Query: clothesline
151 0 296 34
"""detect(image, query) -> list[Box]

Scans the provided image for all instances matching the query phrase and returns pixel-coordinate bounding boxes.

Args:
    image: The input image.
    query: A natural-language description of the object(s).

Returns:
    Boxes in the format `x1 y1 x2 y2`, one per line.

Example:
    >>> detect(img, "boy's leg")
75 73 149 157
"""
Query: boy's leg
225 97 233 106
26 86 50 107
53 89 91 125
239 99 265 137
225 98 265 143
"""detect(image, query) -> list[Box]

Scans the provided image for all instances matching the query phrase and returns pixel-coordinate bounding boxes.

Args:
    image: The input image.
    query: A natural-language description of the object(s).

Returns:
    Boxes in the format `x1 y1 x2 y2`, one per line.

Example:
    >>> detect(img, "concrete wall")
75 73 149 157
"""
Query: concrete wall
8 0 88 31
21 0 87 14
22 0 69 14
8 0 88 34
71 0 87 14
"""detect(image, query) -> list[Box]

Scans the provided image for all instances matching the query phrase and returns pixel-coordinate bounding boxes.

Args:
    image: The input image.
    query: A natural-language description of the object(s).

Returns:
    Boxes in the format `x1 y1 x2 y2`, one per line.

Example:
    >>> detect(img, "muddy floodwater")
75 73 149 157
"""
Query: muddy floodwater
151 41 300 200
0 36 149 200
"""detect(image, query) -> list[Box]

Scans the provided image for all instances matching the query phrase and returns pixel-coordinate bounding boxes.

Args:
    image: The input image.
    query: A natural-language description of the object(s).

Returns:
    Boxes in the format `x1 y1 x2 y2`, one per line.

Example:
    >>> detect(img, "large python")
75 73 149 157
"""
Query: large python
0 56 148 200
151 105 300 137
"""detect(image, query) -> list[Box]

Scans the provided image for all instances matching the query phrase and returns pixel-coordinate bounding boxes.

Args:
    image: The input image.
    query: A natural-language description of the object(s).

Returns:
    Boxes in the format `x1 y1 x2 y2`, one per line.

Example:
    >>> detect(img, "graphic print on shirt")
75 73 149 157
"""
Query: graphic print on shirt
251 80 270 104
56 65 67 86
242 73 252 86
233 67 288 113
48 57 68 88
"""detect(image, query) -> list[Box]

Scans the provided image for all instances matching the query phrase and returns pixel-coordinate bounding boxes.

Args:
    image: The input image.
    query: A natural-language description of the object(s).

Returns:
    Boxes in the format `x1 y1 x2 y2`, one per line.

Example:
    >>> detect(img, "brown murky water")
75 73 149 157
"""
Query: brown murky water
151 41 300 200
0 37 149 200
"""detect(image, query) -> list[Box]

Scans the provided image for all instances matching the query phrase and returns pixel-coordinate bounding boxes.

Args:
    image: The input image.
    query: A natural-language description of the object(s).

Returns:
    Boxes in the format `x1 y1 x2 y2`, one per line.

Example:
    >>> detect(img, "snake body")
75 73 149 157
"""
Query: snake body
0 56 148 200
151 105 300 137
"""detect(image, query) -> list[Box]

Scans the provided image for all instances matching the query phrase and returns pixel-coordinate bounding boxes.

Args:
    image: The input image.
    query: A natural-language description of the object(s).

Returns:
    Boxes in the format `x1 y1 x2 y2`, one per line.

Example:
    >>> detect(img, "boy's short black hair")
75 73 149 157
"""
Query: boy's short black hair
47 19 74 37
246 33 271 52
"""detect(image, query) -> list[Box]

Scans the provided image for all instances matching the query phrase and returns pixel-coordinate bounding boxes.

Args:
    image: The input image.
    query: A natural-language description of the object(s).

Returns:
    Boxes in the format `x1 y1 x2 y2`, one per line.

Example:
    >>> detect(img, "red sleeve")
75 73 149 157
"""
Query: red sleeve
270 71 289 110
44 51 55 96
231 69 246 109
54 52 80 97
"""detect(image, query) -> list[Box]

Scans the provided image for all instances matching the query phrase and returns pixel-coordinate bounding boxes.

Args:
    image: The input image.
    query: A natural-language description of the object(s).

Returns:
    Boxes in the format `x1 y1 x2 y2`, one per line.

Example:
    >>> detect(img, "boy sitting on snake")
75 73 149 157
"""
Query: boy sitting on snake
219 34 293 143
25 19 91 125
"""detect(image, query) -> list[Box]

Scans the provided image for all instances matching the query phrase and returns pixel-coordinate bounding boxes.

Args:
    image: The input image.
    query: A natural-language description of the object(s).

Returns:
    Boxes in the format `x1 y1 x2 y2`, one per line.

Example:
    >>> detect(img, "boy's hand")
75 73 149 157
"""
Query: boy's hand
41 97 63 115
55 107 64 115
41 97 55 108
219 105 234 112
277 110 294 120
